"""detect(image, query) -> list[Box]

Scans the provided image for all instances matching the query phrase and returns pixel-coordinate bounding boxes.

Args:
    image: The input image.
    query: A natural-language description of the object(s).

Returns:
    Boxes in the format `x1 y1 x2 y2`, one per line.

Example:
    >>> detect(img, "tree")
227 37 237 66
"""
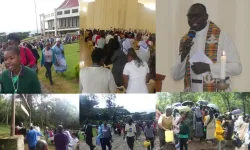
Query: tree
157 92 250 115
79 94 99 124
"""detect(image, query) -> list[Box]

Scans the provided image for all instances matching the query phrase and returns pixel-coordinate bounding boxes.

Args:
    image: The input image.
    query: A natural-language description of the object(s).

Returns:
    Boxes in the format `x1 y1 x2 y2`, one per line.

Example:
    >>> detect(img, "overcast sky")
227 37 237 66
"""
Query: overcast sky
0 0 63 33
95 94 157 113
49 94 79 111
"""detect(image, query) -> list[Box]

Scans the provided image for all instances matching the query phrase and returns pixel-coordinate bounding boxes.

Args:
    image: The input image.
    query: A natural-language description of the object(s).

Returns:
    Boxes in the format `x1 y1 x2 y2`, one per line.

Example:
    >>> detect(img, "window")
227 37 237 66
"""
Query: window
64 10 70 14
76 17 79 27
68 18 72 28
57 11 62 15
72 9 78 13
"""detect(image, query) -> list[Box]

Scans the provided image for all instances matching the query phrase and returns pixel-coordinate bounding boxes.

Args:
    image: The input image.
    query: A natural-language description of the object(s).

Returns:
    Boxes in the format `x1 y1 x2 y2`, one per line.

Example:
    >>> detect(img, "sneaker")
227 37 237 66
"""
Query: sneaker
175 143 180 148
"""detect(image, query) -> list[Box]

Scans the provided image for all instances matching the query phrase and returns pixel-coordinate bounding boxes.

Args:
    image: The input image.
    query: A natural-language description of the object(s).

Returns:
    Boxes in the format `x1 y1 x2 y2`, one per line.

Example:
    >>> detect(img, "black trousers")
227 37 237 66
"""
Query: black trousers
127 136 135 150
101 137 111 150
86 137 95 150
179 138 188 150
44 62 53 84
146 137 154 150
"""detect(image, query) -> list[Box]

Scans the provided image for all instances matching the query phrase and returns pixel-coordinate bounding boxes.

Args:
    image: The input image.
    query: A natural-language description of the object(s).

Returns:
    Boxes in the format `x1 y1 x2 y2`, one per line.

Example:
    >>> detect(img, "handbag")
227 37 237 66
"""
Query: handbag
233 133 243 148
165 130 174 142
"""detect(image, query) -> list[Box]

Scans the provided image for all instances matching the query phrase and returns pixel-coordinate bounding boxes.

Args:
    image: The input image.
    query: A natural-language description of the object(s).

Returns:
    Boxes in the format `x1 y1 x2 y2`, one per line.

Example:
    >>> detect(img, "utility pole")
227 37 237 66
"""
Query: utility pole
34 0 39 34
10 94 16 136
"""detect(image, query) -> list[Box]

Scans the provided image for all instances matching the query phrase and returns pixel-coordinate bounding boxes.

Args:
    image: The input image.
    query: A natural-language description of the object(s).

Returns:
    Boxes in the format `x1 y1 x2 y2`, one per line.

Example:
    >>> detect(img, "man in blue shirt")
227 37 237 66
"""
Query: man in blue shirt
26 126 42 150
101 121 112 150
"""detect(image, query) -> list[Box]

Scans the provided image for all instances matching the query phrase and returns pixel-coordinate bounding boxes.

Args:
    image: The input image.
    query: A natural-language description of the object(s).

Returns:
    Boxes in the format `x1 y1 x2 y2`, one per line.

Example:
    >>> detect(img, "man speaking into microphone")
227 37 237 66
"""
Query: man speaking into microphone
171 3 242 92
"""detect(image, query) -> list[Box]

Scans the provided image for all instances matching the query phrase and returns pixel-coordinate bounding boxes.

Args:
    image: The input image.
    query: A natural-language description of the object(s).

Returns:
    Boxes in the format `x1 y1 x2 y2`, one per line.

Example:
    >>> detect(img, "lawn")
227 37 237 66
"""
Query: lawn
0 124 9 137
37 42 80 93
22 37 34 41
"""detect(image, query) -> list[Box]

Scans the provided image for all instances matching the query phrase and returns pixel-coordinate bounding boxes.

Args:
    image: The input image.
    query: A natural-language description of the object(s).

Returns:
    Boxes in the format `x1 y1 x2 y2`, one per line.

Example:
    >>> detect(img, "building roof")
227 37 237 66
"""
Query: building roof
57 0 79 10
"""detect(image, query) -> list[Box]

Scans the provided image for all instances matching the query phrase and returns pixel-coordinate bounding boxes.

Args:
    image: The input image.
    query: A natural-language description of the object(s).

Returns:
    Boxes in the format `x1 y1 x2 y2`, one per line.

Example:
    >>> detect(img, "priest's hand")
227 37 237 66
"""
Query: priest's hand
181 37 194 62
191 62 211 74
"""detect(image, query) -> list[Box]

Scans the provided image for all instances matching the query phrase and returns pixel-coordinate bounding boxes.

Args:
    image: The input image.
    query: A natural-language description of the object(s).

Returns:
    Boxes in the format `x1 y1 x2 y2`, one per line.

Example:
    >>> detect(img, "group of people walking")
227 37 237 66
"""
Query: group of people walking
0 32 68 93
80 28 156 93
16 122 79 150
157 102 250 150
83 119 156 150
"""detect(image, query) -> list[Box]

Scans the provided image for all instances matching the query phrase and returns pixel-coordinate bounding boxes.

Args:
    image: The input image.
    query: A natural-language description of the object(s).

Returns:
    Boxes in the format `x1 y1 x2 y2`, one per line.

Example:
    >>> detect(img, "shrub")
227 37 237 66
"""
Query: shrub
75 64 80 80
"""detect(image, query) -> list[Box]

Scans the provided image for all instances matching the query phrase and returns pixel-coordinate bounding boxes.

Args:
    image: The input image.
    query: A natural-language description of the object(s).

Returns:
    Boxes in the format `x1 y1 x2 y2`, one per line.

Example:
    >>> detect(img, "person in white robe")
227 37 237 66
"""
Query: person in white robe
171 3 242 92
235 117 249 150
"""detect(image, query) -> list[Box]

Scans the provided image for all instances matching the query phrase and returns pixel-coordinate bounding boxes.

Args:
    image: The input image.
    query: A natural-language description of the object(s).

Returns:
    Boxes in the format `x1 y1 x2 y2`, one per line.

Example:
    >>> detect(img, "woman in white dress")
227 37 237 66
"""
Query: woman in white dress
123 48 150 93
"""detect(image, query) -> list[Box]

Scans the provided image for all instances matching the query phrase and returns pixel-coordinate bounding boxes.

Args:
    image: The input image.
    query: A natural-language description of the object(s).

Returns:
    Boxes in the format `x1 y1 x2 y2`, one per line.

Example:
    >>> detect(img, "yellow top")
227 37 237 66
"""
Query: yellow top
214 120 224 141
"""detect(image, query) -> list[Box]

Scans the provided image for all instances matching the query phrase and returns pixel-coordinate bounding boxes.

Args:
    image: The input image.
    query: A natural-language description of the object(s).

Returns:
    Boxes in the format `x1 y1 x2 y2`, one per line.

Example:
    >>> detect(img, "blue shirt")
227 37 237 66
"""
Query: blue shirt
26 129 42 147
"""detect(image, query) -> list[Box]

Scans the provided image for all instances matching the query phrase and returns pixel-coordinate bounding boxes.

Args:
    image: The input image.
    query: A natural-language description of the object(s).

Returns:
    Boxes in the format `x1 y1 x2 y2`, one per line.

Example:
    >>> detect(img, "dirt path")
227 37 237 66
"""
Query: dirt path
80 131 161 150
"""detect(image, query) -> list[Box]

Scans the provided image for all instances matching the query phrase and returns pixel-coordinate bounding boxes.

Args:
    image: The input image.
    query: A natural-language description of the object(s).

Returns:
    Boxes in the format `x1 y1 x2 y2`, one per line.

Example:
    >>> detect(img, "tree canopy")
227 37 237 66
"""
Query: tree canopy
0 94 79 130
157 92 250 115
80 94 155 125
0 32 30 43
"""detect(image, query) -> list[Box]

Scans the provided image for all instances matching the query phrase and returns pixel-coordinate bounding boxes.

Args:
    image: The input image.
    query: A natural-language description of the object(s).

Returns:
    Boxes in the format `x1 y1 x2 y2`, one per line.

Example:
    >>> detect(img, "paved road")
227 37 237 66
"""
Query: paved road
80 134 236 150
80 133 161 150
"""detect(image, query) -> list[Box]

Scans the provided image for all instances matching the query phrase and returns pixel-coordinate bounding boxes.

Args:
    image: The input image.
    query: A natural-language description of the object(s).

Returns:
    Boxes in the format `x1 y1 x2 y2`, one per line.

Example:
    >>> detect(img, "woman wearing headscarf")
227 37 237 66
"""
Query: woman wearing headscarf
123 48 150 93
193 107 204 139
136 36 150 64
158 107 175 149
53 38 67 73
122 33 132 55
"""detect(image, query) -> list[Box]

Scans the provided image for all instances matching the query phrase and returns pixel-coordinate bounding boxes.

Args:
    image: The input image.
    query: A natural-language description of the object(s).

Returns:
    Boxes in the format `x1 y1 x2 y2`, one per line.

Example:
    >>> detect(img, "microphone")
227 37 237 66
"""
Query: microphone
188 29 196 38
180 29 196 61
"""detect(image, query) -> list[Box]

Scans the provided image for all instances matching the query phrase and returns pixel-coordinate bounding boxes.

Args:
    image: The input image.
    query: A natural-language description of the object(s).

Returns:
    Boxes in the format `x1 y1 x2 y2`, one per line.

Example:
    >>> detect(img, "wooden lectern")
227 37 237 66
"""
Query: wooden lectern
155 74 166 92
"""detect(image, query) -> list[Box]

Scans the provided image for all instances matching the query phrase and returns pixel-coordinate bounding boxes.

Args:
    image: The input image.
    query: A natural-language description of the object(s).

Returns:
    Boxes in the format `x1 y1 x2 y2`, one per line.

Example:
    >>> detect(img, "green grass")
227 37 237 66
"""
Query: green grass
22 37 34 41
37 42 79 93
0 124 10 137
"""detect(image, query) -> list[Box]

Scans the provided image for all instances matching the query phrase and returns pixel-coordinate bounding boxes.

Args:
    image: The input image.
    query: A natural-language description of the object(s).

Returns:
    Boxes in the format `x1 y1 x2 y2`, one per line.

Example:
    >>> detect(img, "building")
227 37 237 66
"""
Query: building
40 0 80 36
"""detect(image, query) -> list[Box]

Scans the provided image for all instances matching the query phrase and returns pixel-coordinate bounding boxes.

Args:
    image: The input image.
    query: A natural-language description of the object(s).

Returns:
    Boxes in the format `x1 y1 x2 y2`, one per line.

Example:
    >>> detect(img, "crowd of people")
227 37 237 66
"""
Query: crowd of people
15 122 80 150
80 28 156 93
82 119 157 150
156 102 250 150
0 32 70 93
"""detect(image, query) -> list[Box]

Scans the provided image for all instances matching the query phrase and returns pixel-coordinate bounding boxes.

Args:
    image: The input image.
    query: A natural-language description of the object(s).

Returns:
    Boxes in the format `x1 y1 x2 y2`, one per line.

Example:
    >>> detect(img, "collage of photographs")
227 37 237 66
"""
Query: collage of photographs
0 0 250 150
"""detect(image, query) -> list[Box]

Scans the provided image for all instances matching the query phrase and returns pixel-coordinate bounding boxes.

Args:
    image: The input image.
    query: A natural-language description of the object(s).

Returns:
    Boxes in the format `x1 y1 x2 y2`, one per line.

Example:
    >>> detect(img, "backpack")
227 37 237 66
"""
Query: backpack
23 47 38 73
